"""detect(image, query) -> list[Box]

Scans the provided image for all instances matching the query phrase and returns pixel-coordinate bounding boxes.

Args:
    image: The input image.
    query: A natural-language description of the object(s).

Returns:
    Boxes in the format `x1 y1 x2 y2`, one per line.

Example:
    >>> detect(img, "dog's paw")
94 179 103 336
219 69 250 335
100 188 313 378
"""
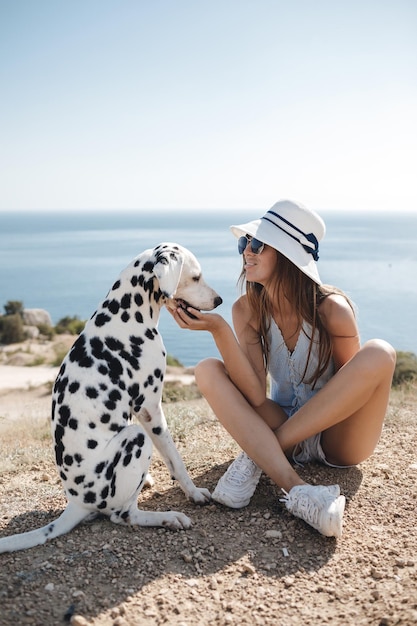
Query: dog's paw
188 487 212 504
162 512 193 530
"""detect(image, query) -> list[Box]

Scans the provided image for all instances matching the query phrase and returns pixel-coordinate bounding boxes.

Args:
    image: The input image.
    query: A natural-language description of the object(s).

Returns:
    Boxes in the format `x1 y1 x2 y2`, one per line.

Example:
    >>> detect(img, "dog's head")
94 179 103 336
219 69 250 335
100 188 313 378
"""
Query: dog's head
152 243 222 312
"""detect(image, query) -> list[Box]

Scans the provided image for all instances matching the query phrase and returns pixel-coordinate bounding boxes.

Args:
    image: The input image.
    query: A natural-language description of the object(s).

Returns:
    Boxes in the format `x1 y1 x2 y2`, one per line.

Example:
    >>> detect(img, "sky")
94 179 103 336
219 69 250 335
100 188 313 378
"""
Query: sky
0 0 416 213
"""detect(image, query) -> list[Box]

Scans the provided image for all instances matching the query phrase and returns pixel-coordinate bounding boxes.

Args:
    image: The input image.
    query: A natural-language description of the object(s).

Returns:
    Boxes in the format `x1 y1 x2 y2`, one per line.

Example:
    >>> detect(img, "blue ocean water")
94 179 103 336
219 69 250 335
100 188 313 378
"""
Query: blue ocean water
0 209 416 366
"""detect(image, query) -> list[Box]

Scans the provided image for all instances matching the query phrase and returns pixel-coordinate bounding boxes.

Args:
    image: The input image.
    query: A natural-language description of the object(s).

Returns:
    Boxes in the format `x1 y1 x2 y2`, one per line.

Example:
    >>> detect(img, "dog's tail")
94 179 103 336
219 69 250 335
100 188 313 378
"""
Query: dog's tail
0 502 90 553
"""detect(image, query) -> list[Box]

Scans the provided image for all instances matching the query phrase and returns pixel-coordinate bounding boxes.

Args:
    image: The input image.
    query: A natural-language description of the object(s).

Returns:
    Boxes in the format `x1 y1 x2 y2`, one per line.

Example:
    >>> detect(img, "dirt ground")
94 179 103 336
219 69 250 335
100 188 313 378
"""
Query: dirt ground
0 370 416 626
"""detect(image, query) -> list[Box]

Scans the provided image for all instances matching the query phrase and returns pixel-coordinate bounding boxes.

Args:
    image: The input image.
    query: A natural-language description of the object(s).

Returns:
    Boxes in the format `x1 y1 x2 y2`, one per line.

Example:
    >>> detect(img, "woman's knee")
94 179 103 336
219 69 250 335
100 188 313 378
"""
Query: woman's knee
362 339 396 377
194 358 226 392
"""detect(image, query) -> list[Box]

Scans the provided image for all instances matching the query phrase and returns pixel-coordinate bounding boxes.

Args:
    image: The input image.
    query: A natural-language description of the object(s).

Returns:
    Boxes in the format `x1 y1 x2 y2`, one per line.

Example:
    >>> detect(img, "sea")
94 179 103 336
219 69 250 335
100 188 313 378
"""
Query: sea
1 209 416 367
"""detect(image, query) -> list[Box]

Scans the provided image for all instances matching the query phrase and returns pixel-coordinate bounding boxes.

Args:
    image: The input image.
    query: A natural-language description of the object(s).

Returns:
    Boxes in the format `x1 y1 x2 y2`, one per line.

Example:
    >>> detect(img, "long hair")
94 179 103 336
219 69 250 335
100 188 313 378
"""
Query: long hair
238 249 355 387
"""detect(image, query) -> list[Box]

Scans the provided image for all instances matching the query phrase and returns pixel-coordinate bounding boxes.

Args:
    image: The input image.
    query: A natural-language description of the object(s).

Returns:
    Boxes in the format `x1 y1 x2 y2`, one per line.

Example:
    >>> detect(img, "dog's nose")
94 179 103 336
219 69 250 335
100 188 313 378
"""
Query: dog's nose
214 296 223 308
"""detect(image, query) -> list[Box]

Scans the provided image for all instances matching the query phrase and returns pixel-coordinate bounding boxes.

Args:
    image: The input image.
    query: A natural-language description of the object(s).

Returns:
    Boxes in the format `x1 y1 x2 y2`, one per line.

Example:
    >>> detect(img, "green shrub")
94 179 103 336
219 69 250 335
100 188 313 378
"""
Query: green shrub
0 313 25 344
166 354 184 367
55 316 85 335
37 323 55 340
3 300 24 317
393 351 417 386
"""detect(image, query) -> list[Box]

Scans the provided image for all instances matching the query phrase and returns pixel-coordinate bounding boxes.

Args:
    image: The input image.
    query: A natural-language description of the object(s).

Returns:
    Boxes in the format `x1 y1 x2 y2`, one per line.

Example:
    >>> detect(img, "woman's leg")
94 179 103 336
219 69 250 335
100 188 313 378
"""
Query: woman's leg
195 358 346 538
195 357 303 492
274 339 396 465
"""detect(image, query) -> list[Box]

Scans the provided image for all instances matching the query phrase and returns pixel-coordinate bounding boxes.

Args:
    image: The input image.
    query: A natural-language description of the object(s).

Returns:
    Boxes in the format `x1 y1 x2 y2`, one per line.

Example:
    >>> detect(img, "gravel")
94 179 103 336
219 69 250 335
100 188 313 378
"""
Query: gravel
0 382 416 626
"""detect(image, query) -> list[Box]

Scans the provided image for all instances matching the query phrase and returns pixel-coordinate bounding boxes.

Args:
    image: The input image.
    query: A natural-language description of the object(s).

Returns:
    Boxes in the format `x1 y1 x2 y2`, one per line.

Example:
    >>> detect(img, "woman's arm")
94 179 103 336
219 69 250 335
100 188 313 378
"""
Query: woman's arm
170 296 267 406
318 293 361 370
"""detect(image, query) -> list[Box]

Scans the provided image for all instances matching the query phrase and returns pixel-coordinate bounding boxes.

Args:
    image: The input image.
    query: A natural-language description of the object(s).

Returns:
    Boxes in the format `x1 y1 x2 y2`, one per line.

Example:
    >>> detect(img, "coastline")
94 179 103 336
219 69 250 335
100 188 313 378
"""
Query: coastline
0 364 59 391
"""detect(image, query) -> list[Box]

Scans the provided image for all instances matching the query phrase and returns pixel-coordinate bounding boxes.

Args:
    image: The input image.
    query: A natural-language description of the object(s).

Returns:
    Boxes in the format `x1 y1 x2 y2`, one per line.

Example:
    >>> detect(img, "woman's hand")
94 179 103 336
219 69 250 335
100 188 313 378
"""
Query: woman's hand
168 305 227 334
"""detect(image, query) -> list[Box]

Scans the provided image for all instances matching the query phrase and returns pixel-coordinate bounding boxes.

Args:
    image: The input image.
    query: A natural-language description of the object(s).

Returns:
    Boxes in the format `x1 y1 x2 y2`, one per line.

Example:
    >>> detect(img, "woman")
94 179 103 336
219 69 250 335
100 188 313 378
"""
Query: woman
170 200 396 538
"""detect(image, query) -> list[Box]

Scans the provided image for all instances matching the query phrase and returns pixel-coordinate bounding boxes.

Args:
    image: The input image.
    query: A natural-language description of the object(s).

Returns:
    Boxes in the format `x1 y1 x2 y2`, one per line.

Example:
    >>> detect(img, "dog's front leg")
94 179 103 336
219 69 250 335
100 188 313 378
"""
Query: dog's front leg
137 405 211 504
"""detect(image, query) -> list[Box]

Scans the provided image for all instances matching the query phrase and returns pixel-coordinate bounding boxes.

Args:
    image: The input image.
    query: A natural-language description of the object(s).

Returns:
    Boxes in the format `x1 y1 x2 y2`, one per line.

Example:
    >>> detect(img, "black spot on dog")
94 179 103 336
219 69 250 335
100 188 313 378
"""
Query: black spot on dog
55 427 65 465
87 439 98 449
109 389 122 403
95 313 111 327
95 462 106 474
152 427 162 435
68 488 78 496
108 300 120 314
121 312 130 322
86 387 98 398
144 375 154 388
64 454 73 466
108 357 123 380
142 277 155 293
70 335 94 368
123 454 132 466
68 418 78 430
69 381 80 394
97 501 107 510
55 375 68 394
130 335 144 347
111 280 121 291
143 261 155 272
145 328 155 341
121 293 131 309
74 475 85 485
134 394 145 412
88 422 96 429
105 336 124 352
134 293 143 307
100 413 111 424
101 486 109 499
90 336 103 354
135 311 144 323
128 383 140 399
154 289 164 304
84 491 96 504
74 453 83 465
105 451 122 481
59 405 71 427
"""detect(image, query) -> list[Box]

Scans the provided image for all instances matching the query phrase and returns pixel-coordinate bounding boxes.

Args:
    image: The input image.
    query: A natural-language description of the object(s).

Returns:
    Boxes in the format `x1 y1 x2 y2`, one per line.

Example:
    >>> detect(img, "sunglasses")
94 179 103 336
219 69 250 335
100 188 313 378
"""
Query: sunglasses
238 235 265 255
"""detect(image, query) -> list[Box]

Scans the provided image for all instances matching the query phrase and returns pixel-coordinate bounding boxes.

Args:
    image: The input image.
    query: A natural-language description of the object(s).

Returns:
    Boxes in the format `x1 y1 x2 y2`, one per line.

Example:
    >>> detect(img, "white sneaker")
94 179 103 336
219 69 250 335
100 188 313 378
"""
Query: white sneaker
280 484 345 538
212 452 262 508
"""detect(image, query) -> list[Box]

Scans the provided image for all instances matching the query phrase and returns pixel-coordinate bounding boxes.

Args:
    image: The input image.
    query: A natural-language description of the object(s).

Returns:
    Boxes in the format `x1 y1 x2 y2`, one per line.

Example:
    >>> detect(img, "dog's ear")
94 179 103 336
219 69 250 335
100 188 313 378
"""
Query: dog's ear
153 246 184 298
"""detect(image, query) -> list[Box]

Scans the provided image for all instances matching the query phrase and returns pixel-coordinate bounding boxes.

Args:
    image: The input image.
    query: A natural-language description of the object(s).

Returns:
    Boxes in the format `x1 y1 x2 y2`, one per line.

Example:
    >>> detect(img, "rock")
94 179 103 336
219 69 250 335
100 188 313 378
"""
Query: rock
23 308 53 327
23 325 40 339
265 529 282 539
70 616 89 626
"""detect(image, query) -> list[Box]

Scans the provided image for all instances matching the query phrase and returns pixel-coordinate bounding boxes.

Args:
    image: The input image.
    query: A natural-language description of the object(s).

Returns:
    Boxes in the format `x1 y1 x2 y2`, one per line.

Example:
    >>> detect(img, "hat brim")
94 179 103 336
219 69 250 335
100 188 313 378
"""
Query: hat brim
231 219 322 285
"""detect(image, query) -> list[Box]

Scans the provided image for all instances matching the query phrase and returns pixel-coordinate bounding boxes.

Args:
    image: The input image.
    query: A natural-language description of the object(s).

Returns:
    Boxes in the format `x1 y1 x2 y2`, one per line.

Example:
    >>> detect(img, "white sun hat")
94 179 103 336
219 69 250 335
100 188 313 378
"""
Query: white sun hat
230 199 326 284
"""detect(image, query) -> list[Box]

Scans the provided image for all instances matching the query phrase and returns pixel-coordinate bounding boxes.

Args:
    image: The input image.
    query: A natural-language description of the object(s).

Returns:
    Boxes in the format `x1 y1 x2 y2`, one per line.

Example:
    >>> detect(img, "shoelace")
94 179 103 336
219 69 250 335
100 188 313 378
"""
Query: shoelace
228 457 258 486
280 488 322 526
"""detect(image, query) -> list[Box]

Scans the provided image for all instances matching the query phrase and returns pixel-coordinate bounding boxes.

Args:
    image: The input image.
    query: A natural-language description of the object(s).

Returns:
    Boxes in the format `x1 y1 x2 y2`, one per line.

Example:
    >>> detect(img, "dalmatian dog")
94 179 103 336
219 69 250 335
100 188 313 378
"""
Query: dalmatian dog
0 243 222 553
